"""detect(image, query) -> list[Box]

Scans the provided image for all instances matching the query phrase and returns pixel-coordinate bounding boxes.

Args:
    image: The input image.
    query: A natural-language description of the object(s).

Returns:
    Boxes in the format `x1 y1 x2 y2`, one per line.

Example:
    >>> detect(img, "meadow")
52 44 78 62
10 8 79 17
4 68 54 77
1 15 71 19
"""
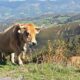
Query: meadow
0 18 80 80
0 62 80 80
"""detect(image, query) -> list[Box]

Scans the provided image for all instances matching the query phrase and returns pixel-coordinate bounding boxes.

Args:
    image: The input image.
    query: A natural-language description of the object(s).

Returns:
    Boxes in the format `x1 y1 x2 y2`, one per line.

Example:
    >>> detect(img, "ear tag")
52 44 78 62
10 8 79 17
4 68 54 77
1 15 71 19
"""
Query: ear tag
18 30 21 33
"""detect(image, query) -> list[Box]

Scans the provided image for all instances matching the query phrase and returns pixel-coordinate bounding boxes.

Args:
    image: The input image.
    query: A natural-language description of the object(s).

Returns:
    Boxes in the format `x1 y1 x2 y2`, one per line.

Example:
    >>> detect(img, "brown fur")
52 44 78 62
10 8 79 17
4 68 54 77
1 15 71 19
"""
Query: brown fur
0 24 26 64
0 23 40 65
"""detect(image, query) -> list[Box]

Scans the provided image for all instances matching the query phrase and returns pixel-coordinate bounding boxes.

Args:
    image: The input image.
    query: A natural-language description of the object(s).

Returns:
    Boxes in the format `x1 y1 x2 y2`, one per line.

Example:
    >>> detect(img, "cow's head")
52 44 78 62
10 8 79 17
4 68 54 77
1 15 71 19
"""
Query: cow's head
17 23 40 46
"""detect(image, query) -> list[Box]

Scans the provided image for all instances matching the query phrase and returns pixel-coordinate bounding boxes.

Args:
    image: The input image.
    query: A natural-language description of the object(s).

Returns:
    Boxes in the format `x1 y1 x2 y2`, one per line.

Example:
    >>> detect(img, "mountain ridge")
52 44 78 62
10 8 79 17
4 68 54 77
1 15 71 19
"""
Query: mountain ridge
0 0 80 22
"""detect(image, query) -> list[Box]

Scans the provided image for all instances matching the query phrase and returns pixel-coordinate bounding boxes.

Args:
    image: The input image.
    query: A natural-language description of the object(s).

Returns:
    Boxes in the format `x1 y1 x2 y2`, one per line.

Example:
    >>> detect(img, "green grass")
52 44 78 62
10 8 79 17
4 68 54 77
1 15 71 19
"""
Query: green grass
0 62 80 80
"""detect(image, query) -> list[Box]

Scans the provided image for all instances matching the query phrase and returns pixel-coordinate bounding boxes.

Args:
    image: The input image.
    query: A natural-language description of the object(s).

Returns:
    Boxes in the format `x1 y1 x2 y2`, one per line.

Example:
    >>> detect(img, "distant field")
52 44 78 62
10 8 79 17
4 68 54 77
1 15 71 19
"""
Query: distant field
0 62 80 80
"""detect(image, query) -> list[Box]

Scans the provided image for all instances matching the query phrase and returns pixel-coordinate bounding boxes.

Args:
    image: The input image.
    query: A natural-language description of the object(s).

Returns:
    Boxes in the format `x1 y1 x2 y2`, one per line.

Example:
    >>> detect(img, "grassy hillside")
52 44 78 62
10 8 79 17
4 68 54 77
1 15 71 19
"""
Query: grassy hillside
0 62 80 80
35 22 80 49
0 18 80 80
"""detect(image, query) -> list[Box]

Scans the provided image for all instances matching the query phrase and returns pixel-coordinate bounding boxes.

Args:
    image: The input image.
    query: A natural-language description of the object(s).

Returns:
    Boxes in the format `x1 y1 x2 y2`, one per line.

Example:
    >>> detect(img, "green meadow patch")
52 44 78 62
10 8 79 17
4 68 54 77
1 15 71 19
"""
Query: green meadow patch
0 63 80 80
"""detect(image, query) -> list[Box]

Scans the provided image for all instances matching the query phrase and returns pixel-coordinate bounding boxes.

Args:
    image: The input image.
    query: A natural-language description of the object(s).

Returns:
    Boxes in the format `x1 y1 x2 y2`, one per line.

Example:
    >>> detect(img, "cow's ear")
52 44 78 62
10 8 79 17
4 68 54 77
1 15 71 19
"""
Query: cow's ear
35 27 41 34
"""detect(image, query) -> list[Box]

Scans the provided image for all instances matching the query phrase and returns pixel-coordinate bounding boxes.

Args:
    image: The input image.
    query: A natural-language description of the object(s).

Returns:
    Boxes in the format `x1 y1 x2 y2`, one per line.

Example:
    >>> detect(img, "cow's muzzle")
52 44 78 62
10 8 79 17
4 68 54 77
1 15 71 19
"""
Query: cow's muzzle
32 42 37 46
31 39 37 46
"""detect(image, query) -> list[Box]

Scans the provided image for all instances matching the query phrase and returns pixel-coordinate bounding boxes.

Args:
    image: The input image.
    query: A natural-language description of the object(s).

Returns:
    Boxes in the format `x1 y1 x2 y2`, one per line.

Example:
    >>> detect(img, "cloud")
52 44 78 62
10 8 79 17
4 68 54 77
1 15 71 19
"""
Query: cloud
11 0 57 1
71 0 76 5
38 0 57 1
0 0 26 1
38 0 46 1
8 0 26 2
31 3 40 7
50 0 57 1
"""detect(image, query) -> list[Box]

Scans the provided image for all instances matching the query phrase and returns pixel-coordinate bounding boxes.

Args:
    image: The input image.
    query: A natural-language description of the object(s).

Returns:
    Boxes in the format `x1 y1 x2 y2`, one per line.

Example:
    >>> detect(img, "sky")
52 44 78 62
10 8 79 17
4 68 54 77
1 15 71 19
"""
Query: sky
0 0 79 3
0 0 78 3
0 0 57 1
0 0 26 1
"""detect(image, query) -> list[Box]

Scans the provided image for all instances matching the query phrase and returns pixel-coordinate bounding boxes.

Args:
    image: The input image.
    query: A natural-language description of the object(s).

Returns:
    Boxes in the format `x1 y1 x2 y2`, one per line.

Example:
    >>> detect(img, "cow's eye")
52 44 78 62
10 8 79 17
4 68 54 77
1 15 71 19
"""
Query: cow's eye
24 31 29 36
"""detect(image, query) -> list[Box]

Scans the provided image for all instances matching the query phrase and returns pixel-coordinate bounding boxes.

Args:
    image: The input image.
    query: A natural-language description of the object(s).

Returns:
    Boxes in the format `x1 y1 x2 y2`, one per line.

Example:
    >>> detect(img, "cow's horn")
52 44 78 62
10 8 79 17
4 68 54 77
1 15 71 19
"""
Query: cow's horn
20 25 25 28
19 24 25 28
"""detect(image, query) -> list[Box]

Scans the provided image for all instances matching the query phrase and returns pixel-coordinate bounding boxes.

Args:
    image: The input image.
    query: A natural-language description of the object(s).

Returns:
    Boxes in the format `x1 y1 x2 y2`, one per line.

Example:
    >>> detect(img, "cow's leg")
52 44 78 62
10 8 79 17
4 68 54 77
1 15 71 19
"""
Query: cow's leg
22 52 26 60
22 43 27 60
11 53 15 64
23 43 27 52
18 53 23 65
2 53 6 62
0 52 7 65
0 52 3 64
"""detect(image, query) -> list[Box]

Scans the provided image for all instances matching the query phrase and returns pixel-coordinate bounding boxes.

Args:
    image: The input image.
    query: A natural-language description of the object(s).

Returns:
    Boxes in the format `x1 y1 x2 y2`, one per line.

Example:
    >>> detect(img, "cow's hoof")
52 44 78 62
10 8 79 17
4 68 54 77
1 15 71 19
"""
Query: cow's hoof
12 63 16 66
19 64 24 66
19 62 24 66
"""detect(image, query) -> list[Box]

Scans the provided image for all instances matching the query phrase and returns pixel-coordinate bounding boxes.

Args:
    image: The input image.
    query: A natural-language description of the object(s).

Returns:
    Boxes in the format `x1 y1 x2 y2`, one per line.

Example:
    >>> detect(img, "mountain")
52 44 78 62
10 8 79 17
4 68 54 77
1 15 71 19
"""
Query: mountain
0 0 80 22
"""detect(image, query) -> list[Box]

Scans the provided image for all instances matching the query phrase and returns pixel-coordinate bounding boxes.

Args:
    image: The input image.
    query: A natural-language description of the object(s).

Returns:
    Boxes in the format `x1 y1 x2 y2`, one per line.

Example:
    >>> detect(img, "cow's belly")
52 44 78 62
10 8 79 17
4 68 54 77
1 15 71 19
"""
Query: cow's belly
0 45 13 53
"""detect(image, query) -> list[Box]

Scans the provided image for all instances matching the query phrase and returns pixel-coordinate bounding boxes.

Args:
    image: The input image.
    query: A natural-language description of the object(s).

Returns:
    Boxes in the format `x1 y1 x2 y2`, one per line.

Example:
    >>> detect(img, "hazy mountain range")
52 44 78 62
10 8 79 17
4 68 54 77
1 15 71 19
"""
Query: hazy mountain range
0 0 80 22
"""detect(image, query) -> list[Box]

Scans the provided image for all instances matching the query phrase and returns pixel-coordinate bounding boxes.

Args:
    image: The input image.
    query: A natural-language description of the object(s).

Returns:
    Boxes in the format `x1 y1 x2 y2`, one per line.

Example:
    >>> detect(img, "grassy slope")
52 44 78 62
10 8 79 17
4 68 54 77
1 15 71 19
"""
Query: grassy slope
0 62 80 80
0 22 80 79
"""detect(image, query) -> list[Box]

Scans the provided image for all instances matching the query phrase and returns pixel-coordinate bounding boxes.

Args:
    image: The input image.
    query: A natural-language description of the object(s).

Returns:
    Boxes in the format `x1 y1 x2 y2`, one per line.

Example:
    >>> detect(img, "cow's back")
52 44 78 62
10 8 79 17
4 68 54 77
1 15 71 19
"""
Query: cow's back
0 26 14 53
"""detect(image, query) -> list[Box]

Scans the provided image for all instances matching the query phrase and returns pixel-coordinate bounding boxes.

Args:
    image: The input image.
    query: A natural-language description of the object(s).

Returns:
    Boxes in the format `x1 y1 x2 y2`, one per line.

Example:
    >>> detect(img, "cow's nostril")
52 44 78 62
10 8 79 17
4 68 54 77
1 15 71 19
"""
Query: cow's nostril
32 42 37 46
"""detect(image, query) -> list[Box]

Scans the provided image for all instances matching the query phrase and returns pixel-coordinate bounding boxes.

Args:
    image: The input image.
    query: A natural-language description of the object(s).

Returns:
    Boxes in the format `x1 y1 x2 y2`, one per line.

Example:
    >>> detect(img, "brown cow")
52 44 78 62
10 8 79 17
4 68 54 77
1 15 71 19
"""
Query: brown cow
0 23 40 65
